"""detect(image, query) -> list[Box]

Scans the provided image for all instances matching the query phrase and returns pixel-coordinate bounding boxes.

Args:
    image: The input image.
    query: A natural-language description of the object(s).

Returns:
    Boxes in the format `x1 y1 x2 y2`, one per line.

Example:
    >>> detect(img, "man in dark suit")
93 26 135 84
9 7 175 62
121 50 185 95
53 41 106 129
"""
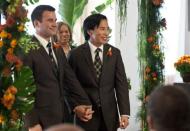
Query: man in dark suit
68 14 130 131
23 5 93 131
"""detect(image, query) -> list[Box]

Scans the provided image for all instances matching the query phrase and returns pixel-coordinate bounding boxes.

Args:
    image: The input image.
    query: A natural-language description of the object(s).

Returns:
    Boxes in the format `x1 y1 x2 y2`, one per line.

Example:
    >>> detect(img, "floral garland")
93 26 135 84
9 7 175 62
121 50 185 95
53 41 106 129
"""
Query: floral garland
0 0 38 130
137 0 166 130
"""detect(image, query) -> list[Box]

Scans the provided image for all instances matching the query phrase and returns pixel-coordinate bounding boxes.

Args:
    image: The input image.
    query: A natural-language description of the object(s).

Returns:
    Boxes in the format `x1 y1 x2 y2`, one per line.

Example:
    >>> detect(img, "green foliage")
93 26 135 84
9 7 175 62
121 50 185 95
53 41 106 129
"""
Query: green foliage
116 0 128 32
59 0 88 28
176 64 190 74
24 0 39 5
13 66 36 113
137 0 165 130
18 34 39 54
91 0 114 14
174 55 190 74
58 0 128 37
0 0 37 130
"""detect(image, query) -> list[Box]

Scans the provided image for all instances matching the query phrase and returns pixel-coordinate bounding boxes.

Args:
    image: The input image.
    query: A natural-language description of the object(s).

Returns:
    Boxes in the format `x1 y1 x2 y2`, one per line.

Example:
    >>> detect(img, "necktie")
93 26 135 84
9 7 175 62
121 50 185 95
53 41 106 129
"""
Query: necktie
47 42 58 77
47 42 55 62
94 48 102 80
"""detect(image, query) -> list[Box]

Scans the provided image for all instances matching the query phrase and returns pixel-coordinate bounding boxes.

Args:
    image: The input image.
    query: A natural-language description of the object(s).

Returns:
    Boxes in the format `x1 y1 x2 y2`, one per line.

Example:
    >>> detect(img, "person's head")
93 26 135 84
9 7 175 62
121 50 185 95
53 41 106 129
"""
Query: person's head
83 13 110 47
56 21 72 45
31 5 57 40
147 84 190 131
45 124 84 131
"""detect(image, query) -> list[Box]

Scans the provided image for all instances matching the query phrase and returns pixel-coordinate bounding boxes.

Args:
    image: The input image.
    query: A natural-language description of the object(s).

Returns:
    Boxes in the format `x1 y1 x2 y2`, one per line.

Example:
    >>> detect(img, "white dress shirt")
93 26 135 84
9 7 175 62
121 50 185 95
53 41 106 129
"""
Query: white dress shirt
34 33 58 64
88 41 103 63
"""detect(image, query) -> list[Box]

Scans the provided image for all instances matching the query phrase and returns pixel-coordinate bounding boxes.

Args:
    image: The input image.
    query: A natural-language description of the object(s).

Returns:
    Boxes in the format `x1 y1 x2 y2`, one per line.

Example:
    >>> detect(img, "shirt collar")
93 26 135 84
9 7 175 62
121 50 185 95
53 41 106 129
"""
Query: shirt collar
88 41 103 53
34 33 52 48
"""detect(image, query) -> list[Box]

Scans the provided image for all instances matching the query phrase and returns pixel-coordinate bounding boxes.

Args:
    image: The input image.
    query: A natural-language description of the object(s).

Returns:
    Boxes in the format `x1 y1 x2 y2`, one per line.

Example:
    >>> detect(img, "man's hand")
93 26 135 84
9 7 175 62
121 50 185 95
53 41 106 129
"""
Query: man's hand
119 115 129 129
29 124 42 131
74 105 94 122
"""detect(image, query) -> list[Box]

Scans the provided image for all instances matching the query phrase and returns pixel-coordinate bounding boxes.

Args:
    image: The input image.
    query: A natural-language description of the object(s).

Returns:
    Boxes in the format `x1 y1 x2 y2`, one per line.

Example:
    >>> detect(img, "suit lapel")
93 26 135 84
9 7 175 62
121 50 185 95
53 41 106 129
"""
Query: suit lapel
32 36 58 77
82 43 99 85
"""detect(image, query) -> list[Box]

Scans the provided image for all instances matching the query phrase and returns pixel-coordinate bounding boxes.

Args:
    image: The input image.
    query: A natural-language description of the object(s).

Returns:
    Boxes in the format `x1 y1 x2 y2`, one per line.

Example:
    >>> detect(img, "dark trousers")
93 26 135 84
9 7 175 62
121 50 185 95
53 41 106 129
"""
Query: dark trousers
76 106 108 131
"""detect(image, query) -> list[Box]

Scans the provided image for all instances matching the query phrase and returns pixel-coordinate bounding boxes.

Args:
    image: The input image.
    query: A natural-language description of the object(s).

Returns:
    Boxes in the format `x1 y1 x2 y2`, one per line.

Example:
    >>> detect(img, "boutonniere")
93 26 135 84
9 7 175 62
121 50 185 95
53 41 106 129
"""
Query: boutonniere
53 42 62 49
107 47 112 57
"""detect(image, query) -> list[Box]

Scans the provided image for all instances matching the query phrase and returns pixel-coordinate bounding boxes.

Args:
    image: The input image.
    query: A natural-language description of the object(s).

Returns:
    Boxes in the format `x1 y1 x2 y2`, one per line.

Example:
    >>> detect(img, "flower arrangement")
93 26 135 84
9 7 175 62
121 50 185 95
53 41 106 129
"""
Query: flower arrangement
0 0 38 130
137 0 166 130
174 55 190 74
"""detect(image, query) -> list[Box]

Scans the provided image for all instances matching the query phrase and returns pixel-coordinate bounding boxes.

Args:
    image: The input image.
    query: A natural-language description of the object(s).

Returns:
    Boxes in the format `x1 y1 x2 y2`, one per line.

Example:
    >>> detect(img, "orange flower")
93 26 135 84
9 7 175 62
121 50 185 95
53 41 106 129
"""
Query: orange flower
152 44 160 50
7 48 14 54
18 24 25 32
107 47 112 56
2 66 12 77
8 85 18 95
1 91 15 110
0 40 3 48
15 59 23 70
147 36 154 43
6 53 18 63
0 30 8 38
10 110 19 121
53 43 62 48
7 33 12 39
145 66 151 73
152 0 163 6
0 24 6 32
10 39 17 48
0 114 5 124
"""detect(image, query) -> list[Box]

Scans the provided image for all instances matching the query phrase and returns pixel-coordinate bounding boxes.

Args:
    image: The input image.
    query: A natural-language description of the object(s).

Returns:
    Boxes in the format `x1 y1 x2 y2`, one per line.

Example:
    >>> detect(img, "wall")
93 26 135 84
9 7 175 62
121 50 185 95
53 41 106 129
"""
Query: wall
115 0 140 130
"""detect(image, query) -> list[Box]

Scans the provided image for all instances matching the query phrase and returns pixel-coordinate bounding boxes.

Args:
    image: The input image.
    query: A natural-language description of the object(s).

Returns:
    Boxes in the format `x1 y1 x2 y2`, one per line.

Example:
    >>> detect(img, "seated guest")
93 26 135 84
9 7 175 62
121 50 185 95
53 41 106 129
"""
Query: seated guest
45 124 84 131
147 84 190 131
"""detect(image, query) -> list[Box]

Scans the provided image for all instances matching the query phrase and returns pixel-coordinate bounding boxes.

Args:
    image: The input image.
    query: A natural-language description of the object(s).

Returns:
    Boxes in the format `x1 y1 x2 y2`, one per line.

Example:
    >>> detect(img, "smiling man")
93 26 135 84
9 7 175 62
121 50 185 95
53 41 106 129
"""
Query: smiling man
23 5 92 131
68 14 130 131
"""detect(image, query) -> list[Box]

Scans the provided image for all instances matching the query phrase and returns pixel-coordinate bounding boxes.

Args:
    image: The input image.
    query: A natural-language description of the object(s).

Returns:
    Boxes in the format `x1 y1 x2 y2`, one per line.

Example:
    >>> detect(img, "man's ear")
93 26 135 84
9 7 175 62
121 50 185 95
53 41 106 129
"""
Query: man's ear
87 30 93 36
33 20 40 28
147 115 155 130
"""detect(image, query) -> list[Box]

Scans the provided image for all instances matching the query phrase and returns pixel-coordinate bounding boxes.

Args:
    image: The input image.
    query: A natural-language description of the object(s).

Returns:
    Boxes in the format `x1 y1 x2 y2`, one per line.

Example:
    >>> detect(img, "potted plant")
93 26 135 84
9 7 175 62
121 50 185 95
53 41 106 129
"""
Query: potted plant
174 55 190 82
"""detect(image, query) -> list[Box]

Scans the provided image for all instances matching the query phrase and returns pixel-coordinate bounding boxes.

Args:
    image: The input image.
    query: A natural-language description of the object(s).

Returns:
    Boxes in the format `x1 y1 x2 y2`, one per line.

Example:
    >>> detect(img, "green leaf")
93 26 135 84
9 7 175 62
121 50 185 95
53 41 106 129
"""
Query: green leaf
24 0 39 5
91 0 114 14
12 66 36 113
59 0 88 28
95 4 106 13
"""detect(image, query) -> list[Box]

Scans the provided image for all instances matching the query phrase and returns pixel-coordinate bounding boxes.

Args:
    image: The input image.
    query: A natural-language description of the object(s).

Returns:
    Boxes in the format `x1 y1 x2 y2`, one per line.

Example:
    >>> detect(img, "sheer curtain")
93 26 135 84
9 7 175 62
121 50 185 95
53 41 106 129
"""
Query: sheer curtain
162 0 188 84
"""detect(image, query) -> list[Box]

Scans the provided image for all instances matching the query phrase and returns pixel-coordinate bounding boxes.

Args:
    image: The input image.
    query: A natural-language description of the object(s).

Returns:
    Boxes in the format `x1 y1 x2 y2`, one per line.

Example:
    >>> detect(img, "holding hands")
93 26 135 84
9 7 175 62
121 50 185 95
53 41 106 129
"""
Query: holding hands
74 105 94 122
119 115 129 129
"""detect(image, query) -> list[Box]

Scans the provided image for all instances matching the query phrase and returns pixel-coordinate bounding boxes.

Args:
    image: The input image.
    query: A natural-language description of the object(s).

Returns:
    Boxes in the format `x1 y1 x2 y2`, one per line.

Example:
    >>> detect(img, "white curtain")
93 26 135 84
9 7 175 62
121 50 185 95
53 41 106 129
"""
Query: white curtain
162 0 188 84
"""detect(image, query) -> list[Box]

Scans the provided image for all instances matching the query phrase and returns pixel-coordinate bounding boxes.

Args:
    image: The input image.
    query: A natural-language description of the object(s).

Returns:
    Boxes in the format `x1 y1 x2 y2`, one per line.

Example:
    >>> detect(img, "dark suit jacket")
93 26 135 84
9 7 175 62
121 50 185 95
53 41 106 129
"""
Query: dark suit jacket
23 36 91 129
68 43 130 131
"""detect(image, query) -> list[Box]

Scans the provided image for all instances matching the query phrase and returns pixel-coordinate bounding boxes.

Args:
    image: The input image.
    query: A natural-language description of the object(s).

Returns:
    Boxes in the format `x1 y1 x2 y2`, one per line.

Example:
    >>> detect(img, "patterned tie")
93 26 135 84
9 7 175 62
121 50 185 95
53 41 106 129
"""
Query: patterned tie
94 48 102 80
47 42 58 77
47 42 54 62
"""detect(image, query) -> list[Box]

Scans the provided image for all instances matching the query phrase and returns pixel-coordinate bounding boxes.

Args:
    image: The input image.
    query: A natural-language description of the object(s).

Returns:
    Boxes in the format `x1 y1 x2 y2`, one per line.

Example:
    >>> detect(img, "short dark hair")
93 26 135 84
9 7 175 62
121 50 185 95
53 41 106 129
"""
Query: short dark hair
31 5 55 26
83 13 107 41
147 85 190 131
